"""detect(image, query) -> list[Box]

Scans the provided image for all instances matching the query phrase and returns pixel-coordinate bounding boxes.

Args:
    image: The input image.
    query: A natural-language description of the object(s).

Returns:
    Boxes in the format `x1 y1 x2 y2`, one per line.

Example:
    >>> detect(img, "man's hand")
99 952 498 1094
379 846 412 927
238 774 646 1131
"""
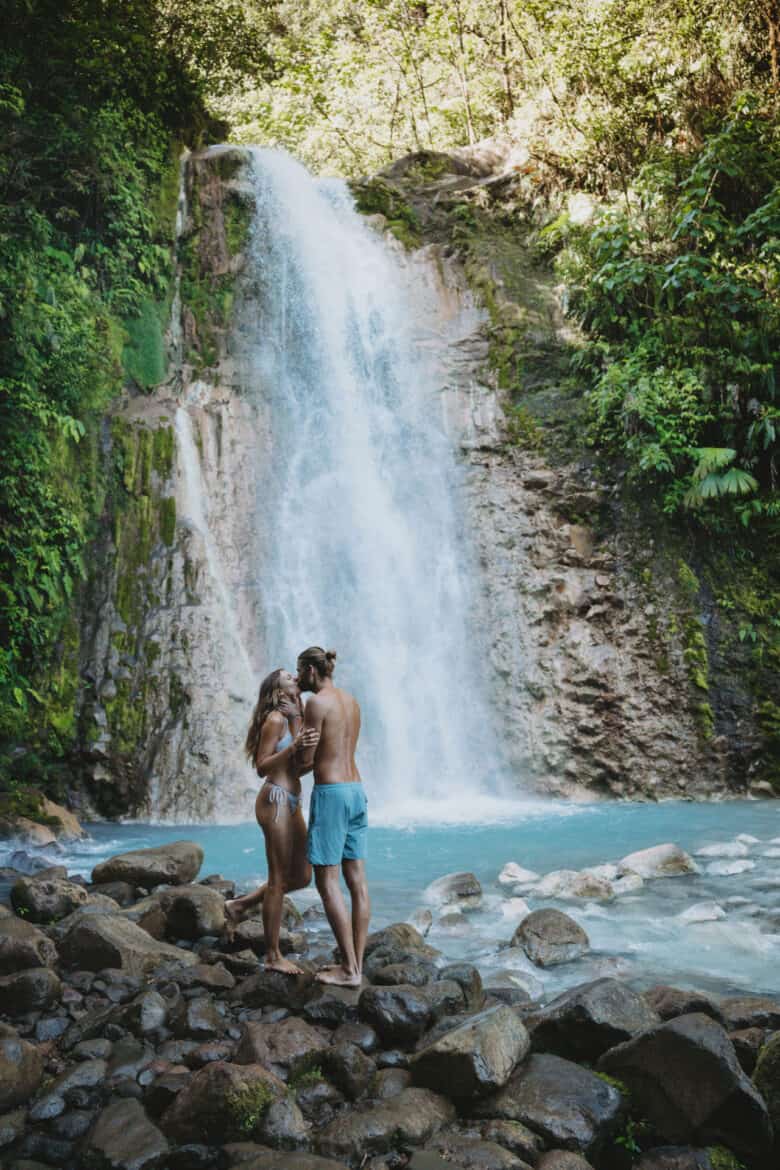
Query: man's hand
278 695 301 720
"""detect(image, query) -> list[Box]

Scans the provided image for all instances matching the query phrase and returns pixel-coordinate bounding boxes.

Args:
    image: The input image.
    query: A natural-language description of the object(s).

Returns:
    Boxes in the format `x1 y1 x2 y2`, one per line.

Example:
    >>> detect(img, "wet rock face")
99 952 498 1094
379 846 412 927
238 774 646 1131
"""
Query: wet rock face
91 842 204 890
0 1025 44 1110
0 917 58 974
526 978 660 1061
411 1005 530 1099
314 1086 455 1161
511 909 589 968
598 1012 773 1161
11 874 89 922
59 911 199 976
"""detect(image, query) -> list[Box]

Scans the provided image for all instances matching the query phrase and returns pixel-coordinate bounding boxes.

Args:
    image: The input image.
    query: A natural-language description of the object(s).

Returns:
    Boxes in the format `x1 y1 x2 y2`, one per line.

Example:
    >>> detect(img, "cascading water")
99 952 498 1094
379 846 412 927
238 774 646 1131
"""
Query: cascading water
241 149 512 822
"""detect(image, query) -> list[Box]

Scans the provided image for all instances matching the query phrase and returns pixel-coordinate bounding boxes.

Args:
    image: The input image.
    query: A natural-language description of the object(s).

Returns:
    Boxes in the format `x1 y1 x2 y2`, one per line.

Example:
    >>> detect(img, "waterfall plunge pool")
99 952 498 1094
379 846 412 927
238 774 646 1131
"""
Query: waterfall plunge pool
9 798 780 1001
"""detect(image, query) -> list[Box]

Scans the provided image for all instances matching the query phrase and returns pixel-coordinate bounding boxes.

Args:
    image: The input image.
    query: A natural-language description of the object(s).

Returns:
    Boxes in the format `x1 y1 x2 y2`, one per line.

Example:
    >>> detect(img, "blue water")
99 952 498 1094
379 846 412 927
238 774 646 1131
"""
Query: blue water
9 800 780 1001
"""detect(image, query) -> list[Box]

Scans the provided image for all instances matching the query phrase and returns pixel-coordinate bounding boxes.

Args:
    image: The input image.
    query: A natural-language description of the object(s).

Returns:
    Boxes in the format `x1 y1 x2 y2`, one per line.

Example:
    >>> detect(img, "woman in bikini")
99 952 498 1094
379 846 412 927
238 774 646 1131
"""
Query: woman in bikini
224 669 318 974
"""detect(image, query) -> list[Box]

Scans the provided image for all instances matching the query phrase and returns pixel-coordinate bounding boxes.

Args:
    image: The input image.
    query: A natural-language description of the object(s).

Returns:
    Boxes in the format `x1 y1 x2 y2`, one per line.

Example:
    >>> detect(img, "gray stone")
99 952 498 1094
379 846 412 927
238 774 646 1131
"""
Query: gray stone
472 1053 623 1157
364 924 429 956
426 1132 533 1169
231 1153 350 1170
160 1060 286 1143
11 874 88 922
632 1150 714 1170
752 1031 780 1145
479 1119 544 1163
643 986 725 1025
0 1106 26 1148
423 872 483 910
0 966 61 1015
322 1041 375 1100
259 1094 309 1149
372 960 436 987
159 884 226 940
175 995 224 1041
121 989 168 1035
235 1017 329 1077
618 844 698 878
412 1005 530 1099
315 1086 455 1160
90 881 137 907
512 909 589 968
0 916 57 974
82 1098 168 1169
371 1068 412 1099
527 978 660 1060
719 994 780 1030
233 967 316 1012
358 984 435 1046
536 1155 594 1170
59 912 198 976
92 841 204 889
437 963 484 1011
598 1012 771 1161
0 1026 44 1109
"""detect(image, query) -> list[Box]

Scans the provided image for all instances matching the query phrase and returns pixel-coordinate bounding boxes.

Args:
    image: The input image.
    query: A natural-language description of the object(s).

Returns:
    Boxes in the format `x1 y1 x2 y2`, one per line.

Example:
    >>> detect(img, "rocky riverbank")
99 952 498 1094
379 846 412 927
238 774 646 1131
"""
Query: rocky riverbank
0 840 778 1170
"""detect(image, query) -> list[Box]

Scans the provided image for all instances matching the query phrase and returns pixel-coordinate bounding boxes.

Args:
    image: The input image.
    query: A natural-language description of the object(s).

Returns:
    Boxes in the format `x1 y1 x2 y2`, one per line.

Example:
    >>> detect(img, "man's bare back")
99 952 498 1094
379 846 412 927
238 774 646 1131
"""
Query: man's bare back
302 685 361 785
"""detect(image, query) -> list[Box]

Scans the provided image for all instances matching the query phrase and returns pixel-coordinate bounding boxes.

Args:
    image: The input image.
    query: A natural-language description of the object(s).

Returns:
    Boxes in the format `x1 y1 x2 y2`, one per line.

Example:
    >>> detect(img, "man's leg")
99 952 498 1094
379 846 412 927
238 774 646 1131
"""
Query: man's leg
342 858 370 974
313 864 361 986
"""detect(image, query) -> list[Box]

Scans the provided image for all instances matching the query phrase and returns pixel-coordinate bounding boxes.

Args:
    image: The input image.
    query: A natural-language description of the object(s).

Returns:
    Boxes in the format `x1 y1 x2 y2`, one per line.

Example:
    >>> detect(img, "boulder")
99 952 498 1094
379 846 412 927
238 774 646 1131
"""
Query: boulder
233 967 316 1012
59 912 198 976
228 1154 349 1170
479 1119 544 1163
321 1041 376 1100
0 1106 26 1149
438 963 484 1012
315 1086 455 1160
174 996 225 1041
120 989 168 1036
304 983 364 1027
632 1150 714 1170
618 844 697 878
501 898 531 921
498 863 539 886
411 1005 530 1099
0 916 57 973
752 1031 780 1143
536 1155 594 1170
90 880 137 907
371 1068 412 1100
92 841 204 890
153 960 235 992
39 798 86 841
11 874 88 922
372 960 437 987
598 1012 772 1161
82 1098 168 1169
118 894 168 940
728 1026 766 1074
160 1061 286 1143
0 1026 44 1109
359 984 435 1046
261 1094 310 1149
643 986 725 1025
0 967 61 1015
230 918 306 957
364 923 430 956
533 871 614 902
423 872 482 911
526 978 660 1060
425 1132 533 1169
158 884 226 940
235 1017 329 1077
719 995 780 1030
471 1053 623 1157
512 909 589 968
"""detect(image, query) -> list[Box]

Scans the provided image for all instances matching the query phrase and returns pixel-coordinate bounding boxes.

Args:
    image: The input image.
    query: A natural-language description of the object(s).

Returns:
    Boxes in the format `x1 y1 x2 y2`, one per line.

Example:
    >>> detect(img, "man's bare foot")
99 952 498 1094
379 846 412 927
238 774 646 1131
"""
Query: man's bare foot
265 956 304 975
315 965 361 987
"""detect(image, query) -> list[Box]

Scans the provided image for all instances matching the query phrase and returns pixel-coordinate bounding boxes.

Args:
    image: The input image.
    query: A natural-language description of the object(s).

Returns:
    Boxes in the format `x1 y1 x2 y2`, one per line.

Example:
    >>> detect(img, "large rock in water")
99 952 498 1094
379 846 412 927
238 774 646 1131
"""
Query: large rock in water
512 909 589 968
423 872 483 911
0 916 57 973
59 911 198 976
92 841 204 889
81 1098 168 1169
598 1012 772 1161
0 1024 44 1109
411 1005 530 1099
11 873 89 922
618 844 697 878
471 1053 623 1157
527 978 660 1060
315 1086 455 1161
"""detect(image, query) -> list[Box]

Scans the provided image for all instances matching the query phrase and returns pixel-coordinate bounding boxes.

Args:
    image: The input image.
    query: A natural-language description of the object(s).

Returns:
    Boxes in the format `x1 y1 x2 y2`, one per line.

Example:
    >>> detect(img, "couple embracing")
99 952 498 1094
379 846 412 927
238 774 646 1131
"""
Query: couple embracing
225 646 369 987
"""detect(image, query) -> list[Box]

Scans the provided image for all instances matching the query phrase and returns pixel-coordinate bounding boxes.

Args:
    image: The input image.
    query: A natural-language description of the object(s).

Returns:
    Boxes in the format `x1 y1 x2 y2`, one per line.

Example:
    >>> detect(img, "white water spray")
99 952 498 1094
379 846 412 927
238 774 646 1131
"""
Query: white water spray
242 149 513 822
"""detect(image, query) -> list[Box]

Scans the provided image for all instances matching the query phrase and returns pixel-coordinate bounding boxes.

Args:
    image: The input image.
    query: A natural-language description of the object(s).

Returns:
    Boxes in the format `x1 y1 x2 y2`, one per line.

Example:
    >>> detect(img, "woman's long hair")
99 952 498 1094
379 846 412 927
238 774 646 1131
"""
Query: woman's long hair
245 669 285 765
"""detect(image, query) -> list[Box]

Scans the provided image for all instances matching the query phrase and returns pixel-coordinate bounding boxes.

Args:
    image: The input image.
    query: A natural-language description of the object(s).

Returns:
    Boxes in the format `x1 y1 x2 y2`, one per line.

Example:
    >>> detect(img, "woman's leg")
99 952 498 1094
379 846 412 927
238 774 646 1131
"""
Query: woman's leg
258 799 303 974
224 791 269 923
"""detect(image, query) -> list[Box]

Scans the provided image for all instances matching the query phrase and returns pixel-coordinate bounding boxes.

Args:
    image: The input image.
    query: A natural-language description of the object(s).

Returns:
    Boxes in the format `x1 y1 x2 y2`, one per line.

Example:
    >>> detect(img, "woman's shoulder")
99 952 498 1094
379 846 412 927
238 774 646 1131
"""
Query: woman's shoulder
264 709 286 732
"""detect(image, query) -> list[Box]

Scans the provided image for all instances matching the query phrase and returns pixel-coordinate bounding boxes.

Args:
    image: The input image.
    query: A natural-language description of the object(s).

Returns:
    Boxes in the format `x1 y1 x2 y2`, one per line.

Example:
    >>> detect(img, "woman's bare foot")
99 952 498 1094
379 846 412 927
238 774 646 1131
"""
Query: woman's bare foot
265 955 304 975
315 965 361 987
224 900 244 927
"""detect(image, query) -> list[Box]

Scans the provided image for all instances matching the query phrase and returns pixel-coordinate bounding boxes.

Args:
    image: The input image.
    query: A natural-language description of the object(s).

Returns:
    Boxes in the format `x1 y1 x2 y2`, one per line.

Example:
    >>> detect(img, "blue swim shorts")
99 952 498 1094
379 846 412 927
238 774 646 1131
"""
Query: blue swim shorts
307 782 368 866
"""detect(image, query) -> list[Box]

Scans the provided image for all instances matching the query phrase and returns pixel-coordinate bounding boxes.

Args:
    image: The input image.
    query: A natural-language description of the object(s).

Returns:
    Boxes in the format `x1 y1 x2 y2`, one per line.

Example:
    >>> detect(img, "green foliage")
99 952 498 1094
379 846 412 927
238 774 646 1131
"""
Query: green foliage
560 93 780 527
226 1081 276 1136
0 1 267 769
288 1065 324 1090
705 1148 746 1170
506 404 544 450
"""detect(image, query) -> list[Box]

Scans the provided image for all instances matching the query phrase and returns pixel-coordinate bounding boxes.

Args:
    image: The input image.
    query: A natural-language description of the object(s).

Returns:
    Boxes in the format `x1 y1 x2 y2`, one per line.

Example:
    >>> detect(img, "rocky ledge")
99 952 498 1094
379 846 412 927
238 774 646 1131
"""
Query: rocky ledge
0 840 778 1170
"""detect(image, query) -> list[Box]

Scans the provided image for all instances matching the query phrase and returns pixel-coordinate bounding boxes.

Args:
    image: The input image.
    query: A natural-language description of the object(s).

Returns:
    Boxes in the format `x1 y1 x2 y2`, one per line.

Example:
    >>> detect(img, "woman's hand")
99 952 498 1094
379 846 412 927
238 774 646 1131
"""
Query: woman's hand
293 726 319 759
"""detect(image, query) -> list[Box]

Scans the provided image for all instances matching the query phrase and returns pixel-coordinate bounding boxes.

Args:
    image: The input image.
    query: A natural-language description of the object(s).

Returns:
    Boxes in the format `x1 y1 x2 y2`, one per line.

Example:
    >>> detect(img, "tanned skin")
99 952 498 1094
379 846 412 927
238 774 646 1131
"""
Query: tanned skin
297 659 370 987
224 670 319 974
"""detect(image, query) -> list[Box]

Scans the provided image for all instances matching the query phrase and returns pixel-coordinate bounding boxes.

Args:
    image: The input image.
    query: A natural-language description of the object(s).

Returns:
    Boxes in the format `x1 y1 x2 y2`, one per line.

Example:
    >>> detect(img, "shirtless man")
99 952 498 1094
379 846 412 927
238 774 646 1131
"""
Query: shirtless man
296 645 369 987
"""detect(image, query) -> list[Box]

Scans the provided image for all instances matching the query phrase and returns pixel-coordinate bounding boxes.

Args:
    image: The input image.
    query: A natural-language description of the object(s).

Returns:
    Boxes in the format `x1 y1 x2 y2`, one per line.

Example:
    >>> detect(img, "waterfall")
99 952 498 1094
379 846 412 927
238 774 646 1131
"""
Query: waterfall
240 149 510 822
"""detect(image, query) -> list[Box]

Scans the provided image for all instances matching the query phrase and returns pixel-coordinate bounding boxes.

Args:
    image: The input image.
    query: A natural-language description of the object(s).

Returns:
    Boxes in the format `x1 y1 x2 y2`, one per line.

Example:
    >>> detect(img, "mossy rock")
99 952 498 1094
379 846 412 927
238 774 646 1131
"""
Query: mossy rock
753 1032 780 1135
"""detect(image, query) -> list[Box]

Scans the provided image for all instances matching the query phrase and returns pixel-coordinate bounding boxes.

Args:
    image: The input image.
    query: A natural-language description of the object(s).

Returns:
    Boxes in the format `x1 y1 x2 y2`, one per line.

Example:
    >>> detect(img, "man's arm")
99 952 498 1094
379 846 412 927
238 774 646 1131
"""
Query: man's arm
296 694 325 775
